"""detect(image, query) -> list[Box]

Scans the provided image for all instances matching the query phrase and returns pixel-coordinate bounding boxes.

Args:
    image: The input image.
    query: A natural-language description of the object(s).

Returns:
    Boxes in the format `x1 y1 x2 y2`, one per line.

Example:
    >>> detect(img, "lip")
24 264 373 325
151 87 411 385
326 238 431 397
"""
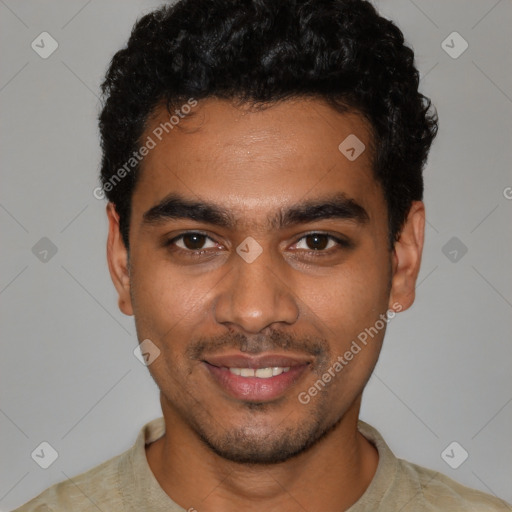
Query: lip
202 352 312 402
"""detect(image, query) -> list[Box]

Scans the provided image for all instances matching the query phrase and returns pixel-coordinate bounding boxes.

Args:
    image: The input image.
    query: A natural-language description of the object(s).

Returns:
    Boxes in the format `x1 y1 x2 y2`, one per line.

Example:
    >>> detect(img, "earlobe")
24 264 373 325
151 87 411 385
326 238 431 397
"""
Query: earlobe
388 201 425 312
106 202 134 316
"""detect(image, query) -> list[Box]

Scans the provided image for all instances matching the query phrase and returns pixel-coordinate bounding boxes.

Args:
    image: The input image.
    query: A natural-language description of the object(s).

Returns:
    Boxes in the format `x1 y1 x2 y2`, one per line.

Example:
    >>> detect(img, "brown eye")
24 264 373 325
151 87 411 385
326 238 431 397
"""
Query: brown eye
304 234 330 250
180 233 208 250
293 233 351 253
169 233 218 252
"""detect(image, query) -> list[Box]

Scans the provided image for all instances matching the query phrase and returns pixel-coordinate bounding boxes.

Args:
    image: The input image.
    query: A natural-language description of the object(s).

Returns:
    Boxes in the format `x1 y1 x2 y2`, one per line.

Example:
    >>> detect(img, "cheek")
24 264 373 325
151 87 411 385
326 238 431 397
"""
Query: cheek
305 257 390 340
129 258 206 391
303 264 389 404
129 249 207 344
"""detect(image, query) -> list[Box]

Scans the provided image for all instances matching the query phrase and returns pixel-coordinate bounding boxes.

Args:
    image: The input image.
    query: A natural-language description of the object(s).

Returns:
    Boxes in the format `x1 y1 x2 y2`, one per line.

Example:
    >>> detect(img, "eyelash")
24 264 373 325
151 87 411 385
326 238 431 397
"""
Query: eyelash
165 231 219 257
165 231 351 258
294 232 352 254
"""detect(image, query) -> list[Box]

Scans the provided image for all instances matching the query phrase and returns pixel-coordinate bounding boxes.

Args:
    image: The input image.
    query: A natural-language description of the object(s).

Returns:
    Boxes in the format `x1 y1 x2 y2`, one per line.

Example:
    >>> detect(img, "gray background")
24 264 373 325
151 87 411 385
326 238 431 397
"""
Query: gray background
1 0 511 509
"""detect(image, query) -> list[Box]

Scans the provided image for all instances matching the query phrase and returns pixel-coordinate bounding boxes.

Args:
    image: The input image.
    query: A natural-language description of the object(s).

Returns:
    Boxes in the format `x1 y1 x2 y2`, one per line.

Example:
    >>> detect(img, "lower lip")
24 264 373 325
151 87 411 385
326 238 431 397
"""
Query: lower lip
204 363 309 402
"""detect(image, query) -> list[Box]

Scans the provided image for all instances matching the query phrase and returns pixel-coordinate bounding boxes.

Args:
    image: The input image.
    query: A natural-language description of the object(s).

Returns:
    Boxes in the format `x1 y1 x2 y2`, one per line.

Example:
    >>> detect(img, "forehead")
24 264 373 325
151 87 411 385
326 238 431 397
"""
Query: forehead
132 98 384 226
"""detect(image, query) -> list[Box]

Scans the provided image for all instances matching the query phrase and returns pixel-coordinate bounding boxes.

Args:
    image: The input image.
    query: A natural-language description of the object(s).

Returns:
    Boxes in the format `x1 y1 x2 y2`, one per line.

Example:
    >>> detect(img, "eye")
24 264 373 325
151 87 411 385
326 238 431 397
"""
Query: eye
170 232 218 251
293 233 349 252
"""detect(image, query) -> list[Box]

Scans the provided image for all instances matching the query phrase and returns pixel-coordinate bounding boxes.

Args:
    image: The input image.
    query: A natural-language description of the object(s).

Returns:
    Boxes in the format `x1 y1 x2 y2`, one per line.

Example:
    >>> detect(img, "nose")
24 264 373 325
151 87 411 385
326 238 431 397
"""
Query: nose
213 247 299 333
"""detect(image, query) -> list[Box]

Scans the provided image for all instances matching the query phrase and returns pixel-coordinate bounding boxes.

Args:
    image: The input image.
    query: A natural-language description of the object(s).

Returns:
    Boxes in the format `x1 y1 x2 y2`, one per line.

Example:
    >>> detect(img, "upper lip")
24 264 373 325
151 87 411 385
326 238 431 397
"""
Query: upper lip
203 352 312 369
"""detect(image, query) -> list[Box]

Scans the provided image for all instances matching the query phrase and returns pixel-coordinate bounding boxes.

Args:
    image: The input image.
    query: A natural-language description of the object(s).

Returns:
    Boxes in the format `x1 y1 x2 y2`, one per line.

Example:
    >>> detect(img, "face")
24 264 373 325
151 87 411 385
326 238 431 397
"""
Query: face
107 98 424 464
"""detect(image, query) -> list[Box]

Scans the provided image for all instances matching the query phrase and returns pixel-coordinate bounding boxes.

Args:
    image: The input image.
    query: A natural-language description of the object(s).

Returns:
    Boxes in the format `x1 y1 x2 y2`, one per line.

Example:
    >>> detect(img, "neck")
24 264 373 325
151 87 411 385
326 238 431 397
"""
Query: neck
146 394 378 512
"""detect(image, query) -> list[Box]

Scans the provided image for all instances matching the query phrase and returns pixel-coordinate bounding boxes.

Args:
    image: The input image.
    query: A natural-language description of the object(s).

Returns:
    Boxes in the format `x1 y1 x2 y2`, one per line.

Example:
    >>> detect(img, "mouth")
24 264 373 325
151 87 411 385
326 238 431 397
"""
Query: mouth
202 352 312 402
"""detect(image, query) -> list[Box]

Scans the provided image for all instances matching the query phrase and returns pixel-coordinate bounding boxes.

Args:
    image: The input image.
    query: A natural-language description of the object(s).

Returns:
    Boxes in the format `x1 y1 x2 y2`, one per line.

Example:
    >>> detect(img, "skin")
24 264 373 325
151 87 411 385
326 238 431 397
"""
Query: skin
106 97 424 511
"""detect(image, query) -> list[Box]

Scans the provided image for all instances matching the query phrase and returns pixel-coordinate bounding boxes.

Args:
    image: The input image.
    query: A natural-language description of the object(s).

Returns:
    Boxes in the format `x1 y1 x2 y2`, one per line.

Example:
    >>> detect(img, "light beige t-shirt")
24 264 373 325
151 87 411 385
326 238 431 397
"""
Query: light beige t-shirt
13 418 511 511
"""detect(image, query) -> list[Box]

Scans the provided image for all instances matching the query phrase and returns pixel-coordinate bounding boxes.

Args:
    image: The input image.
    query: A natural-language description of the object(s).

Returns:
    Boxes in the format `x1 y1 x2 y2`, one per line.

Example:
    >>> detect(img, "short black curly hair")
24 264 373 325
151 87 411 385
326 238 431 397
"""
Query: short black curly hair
99 0 438 250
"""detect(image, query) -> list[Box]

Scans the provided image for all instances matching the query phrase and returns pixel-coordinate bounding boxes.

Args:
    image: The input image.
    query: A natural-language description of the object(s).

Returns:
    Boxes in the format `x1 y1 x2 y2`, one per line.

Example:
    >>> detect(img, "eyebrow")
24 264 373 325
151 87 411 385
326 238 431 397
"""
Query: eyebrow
142 192 369 230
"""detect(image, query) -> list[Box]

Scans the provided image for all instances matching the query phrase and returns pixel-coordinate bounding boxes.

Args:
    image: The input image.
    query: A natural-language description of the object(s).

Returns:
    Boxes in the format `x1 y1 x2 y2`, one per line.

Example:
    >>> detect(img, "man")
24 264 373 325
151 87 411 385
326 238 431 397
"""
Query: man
14 0 511 510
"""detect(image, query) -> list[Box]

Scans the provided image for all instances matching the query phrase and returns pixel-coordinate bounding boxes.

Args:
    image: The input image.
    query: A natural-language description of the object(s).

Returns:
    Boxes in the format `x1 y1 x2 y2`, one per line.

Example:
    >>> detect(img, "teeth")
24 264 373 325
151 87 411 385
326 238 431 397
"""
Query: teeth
229 367 291 379
255 367 273 378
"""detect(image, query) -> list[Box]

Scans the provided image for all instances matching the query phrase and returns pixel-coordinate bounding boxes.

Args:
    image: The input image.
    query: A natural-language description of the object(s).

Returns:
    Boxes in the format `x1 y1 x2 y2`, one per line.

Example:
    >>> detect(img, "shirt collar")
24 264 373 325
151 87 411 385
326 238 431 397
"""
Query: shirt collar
118 417 400 511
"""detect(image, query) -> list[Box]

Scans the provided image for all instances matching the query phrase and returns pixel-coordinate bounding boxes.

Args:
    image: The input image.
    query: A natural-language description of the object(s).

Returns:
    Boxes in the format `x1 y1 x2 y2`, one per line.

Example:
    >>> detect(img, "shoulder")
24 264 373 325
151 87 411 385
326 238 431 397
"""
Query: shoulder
11 417 166 512
356 421 511 512
397 458 512 511
11 451 125 512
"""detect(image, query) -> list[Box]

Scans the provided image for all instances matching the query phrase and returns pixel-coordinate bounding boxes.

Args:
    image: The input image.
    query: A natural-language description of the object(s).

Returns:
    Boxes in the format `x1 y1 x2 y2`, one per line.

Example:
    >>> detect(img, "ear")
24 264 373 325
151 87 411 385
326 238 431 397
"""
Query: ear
388 201 425 312
106 202 133 316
